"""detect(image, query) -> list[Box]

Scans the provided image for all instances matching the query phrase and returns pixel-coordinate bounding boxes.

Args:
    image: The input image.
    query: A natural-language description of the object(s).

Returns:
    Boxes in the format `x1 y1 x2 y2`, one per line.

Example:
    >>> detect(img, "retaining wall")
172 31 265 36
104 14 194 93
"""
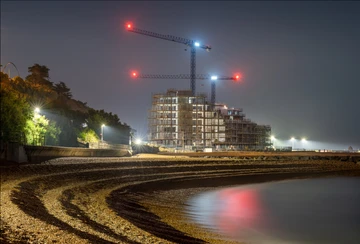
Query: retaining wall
0 143 28 163
1 143 132 164
24 145 132 163
132 144 160 154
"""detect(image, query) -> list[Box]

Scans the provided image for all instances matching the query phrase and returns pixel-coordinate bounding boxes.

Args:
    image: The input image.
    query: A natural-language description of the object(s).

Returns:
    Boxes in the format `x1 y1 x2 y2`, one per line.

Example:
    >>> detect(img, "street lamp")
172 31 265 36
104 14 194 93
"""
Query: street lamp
270 135 276 148
33 107 42 145
101 124 105 141
301 138 307 151
291 137 295 150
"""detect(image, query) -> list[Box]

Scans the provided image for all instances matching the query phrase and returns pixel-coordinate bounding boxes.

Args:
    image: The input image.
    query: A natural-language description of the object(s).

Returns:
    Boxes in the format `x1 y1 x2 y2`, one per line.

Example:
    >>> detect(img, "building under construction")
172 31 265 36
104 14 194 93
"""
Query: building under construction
148 89 271 151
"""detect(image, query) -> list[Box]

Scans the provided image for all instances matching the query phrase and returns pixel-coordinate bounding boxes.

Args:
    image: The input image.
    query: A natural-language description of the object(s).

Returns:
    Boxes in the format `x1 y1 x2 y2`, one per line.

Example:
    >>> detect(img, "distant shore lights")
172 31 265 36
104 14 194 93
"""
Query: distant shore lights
291 137 295 149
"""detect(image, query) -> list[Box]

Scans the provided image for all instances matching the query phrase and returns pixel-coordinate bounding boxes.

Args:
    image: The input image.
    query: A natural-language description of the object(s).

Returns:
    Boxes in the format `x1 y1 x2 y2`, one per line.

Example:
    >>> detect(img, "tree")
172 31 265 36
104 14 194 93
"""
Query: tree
1 64 133 146
45 121 61 145
78 128 99 143
26 64 51 85
21 64 56 102
53 81 72 98
0 88 32 142
87 108 107 135
24 114 49 145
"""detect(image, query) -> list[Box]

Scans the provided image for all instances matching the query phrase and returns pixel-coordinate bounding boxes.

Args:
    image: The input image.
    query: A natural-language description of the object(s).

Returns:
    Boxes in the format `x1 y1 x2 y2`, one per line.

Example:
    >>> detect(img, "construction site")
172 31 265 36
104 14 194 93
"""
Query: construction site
148 89 271 151
127 23 272 151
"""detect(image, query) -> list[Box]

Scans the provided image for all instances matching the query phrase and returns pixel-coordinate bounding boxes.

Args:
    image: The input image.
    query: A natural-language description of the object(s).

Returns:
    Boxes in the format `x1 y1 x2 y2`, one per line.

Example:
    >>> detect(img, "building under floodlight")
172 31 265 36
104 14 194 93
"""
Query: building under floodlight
148 89 271 151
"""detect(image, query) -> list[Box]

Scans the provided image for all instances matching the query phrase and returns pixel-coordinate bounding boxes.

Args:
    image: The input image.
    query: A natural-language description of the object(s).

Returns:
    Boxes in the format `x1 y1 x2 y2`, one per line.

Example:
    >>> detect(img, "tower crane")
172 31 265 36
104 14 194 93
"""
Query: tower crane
126 23 211 96
131 72 241 107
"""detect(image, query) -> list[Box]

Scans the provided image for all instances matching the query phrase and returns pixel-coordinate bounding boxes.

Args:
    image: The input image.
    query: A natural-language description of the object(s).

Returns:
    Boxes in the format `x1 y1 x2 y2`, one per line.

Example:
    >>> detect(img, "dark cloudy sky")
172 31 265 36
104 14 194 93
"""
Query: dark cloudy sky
1 1 359 149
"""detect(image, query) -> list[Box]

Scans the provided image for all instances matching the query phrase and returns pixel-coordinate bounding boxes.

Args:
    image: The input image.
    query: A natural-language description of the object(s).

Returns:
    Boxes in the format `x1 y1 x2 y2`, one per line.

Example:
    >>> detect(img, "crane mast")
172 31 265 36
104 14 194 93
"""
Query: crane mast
127 24 211 96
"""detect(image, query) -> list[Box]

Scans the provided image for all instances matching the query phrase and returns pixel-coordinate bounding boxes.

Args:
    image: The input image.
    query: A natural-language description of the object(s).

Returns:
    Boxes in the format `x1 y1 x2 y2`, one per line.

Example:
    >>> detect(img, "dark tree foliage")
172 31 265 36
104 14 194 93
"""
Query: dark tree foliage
87 109 131 144
26 64 52 86
53 81 72 98
1 63 132 146
0 87 32 142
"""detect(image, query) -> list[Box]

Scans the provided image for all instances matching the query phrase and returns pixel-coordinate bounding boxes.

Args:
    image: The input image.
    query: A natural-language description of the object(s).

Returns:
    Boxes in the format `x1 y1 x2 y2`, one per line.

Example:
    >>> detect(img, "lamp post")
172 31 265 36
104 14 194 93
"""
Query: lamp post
291 137 295 151
301 138 307 151
270 135 275 149
33 107 42 145
101 124 105 141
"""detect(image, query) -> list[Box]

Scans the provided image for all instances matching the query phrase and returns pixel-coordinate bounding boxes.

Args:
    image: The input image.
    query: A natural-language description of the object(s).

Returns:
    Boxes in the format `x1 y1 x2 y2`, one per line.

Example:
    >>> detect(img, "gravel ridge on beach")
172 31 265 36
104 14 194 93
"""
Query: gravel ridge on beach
1 154 360 243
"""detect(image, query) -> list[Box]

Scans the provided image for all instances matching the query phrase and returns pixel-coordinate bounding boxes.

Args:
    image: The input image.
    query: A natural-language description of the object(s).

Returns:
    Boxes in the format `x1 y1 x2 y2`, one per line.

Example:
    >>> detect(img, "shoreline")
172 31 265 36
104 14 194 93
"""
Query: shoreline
142 171 360 244
1 156 360 243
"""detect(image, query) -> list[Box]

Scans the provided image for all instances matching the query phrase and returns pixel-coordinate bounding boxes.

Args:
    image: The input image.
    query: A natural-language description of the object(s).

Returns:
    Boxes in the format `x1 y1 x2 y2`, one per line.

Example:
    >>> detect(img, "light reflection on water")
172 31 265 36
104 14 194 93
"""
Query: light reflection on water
185 177 360 244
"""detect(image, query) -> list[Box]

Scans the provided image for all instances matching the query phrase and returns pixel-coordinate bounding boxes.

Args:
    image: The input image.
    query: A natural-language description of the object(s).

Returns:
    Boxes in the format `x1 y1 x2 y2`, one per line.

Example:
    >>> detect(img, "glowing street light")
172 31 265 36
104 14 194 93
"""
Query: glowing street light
291 137 295 150
135 138 142 145
270 135 276 148
34 107 41 119
300 138 307 150
101 124 105 141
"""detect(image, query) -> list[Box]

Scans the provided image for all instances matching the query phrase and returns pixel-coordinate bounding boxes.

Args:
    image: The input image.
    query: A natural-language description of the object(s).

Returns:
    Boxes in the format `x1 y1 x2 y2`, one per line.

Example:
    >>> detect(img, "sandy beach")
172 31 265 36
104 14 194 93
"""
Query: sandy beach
1 153 360 243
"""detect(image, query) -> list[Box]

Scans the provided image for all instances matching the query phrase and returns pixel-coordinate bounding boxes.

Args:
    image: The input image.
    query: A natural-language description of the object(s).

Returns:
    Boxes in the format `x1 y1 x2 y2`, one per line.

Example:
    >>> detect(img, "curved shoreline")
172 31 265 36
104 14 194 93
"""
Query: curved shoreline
1 155 360 243
136 171 360 244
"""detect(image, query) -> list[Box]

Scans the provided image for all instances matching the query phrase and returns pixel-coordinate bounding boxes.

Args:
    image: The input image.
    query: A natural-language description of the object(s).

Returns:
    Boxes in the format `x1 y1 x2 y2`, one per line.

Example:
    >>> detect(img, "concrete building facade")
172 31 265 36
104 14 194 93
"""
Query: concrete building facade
148 89 271 150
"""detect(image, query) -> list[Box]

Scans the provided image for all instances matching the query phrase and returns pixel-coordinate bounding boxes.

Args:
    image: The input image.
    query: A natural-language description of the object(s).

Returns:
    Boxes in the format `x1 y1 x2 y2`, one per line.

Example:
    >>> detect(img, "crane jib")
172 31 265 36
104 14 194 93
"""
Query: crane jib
128 24 213 95
129 28 210 49
138 74 235 80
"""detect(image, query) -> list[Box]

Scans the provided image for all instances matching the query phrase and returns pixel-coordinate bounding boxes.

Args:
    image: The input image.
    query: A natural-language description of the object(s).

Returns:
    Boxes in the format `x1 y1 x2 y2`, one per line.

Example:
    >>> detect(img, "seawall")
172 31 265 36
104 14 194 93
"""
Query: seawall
1 143 132 164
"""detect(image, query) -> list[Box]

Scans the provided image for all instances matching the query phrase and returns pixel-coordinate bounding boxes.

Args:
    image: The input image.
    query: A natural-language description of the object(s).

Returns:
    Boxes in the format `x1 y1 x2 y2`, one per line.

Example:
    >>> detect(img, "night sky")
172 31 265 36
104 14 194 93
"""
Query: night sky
1 1 359 149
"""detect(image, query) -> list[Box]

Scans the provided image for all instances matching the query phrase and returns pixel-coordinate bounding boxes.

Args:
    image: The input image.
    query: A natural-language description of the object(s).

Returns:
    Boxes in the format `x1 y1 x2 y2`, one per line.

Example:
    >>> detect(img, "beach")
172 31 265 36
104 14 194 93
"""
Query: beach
1 153 360 243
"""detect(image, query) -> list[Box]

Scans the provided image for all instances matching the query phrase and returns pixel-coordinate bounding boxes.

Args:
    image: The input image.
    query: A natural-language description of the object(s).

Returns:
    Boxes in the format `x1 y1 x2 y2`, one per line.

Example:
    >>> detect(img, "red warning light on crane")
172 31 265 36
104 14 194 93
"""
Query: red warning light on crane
126 23 132 30
130 71 138 78
234 73 243 82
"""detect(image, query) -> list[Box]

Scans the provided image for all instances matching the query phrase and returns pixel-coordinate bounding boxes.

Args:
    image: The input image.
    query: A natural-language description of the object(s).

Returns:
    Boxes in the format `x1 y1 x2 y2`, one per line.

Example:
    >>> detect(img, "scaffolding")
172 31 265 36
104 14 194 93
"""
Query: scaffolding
148 89 271 150
213 104 271 150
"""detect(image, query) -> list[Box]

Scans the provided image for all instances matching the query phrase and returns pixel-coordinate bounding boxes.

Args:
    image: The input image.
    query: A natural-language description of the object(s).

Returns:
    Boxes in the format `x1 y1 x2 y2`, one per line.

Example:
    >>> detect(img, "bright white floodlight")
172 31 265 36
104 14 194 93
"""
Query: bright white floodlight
135 138 142 145
211 76 218 80
301 138 307 142
270 135 275 140
291 137 295 141
101 124 106 141
194 42 200 47
34 107 40 113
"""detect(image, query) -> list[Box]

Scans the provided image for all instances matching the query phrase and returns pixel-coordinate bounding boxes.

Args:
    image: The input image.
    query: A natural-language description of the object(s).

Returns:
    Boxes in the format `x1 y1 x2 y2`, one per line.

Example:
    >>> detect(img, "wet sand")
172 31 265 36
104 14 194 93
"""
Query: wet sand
1 154 360 243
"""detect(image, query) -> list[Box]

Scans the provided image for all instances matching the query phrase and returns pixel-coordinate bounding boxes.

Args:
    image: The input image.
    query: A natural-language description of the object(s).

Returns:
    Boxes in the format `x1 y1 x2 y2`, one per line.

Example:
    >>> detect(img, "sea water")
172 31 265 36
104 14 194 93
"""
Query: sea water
185 177 360 244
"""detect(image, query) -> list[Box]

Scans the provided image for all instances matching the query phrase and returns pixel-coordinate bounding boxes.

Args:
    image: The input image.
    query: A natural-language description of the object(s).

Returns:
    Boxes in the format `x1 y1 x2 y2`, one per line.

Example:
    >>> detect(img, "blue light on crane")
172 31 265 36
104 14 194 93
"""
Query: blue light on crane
211 76 218 80
194 42 200 47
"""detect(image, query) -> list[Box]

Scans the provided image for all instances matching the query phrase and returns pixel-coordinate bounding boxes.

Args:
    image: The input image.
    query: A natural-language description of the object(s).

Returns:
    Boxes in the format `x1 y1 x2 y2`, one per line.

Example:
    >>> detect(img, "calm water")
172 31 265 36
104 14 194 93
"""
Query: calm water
185 177 360 244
